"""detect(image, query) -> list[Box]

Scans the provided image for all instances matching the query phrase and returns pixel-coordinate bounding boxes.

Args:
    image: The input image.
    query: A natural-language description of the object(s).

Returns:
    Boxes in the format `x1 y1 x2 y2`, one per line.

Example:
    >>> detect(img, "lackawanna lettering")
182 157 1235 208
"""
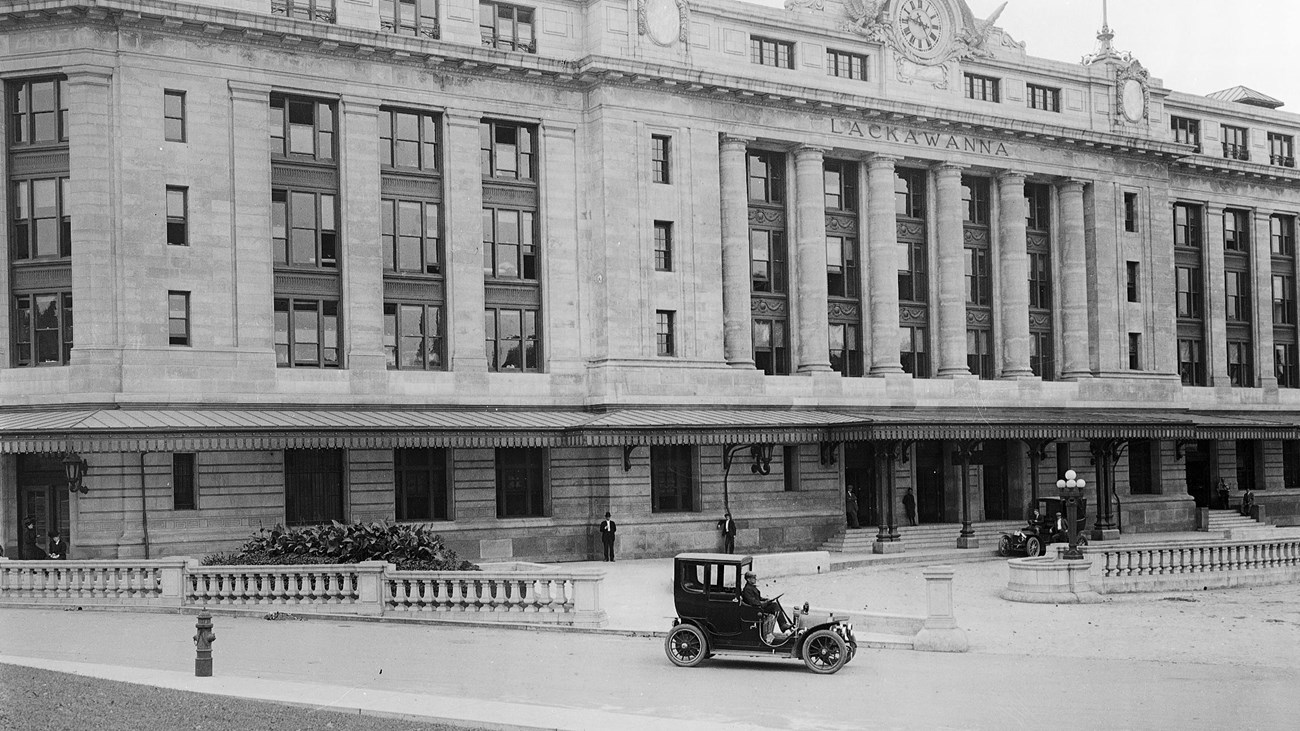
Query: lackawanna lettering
830 119 1011 157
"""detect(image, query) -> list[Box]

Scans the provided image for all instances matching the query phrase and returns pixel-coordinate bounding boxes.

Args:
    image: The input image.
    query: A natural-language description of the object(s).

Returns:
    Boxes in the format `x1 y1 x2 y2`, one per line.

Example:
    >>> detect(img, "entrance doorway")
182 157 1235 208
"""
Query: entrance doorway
914 442 945 523
17 454 70 559
1185 441 1215 508
843 443 877 527
981 442 1011 520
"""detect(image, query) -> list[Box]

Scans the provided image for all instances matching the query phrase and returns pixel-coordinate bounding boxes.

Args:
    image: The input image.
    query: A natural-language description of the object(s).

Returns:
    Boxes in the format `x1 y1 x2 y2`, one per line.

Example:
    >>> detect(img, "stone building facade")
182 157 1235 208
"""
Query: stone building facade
3 0 1300 561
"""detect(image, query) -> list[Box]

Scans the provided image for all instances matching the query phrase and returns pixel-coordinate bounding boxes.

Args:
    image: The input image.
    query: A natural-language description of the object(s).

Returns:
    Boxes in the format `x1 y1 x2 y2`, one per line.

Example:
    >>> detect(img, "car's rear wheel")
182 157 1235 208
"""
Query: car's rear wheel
664 624 708 667
1077 533 1089 546
1025 536 1043 557
997 535 1011 556
802 629 848 674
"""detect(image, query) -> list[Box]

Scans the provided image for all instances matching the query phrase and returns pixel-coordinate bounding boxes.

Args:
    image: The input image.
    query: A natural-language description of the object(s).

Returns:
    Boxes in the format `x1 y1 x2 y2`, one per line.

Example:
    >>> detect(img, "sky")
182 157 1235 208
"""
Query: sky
745 0 1300 109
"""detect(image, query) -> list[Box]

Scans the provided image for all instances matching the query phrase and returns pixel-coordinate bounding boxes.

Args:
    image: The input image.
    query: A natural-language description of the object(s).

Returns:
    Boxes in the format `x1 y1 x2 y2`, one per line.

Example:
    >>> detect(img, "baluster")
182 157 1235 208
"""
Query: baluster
488 578 505 613
448 579 465 613
420 579 437 613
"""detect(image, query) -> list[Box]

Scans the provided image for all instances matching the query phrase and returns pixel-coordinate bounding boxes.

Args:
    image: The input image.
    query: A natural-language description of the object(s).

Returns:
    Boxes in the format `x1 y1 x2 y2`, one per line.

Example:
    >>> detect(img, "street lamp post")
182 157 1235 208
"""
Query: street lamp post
1056 469 1086 560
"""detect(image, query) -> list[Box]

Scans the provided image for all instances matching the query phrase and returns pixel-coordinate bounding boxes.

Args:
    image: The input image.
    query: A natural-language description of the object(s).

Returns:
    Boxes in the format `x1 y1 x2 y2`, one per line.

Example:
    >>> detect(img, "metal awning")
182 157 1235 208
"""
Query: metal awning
2 406 1300 454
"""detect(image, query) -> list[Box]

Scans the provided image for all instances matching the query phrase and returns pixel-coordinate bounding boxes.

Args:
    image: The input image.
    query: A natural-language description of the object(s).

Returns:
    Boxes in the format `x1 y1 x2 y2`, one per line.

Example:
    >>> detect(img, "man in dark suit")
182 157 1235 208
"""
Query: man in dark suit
717 512 737 554
22 518 47 560
742 571 791 638
599 511 617 562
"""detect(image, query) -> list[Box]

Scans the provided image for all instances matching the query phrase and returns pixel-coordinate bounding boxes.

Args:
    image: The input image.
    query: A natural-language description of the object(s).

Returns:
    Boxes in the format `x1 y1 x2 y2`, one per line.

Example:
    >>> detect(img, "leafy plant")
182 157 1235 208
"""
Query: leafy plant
201 521 479 571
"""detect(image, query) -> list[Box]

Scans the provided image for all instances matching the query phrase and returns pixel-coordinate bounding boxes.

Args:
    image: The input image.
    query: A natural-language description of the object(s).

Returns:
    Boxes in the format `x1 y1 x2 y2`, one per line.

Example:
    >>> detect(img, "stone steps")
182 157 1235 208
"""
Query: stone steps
819 521 1025 553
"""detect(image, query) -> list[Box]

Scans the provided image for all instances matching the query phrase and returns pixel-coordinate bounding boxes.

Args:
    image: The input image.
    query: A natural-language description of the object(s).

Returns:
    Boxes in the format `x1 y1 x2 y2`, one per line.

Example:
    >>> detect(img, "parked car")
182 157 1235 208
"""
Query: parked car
663 552 858 674
998 497 1088 557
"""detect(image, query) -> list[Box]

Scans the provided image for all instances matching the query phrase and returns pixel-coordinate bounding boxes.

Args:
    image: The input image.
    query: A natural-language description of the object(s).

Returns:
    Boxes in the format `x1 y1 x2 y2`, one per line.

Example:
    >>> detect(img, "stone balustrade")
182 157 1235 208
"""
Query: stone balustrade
0 558 607 627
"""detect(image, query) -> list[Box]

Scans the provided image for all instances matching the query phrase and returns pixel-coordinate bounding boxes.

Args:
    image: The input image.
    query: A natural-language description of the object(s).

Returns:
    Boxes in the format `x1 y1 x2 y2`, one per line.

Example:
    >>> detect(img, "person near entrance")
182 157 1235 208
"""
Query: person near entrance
1240 489 1255 518
717 512 737 553
1217 478 1230 510
599 511 617 562
845 486 860 529
1052 512 1068 543
903 488 917 526
22 518 48 560
741 571 791 641
46 532 68 560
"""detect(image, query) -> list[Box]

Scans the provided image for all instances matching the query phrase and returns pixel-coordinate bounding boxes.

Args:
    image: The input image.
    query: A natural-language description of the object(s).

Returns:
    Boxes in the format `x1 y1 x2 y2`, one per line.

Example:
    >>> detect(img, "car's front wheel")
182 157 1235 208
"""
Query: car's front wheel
997 535 1012 556
664 624 708 667
1025 536 1043 557
802 629 848 674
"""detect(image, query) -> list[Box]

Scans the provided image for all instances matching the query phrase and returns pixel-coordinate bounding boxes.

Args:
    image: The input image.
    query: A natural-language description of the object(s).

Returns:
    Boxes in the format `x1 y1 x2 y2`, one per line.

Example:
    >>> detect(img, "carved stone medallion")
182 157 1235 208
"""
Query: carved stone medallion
639 0 688 47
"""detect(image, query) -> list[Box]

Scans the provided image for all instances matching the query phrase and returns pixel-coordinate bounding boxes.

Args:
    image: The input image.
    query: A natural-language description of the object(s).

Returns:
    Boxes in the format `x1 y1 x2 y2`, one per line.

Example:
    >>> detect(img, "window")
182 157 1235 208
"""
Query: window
383 199 441 274
1124 192 1139 233
753 318 788 376
895 169 926 218
380 0 439 38
272 190 337 268
783 446 799 492
1276 344 1299 389
1224 210 1250 252
1027 84 1060 112
172 453 196 511
823 161 858 212
1025 185 1049 231
163 90 186 143
166 186 188 246
1178 338 1206 386
1173 203 1202 248
384 302 444 370
168 291 190 346
269 95 335 161
826 236 858 298
747 151 785 204
272 0 338 23
829 323 862 377
1222 125 1249 161
485 306 540 372
1128 441 1155 495
656 310 675 357
1126 261 1140 302
480 120 535 180
654 221 673 271
274 297 341 368
482 207 536 280
395 448 448 521
12 292 73 367
1031 330 1054 379
901 326 929 378
967 329 993 379
1225 271 1251 322
962 177 989 225
1171 116 1201 152
1228 341 1254 387
380 108 440 170
750 36 794 69
963 73 1000 102
284 449 345 527
11 177 71 259
1273 275 1296 326
651 445 695 512
8 77 69 145
1176 266 1203 318
496 447 546 517
480 1 535 53
1055 442 1071 480
826 49 867 80
651 135 671 184
750 230 787 293
1271 215 1295 256
1284 441 1300 487
1128 333 1142 370
898 242 928 303
1269 132 1295 168
965 247 991 305
1029 251 1051 308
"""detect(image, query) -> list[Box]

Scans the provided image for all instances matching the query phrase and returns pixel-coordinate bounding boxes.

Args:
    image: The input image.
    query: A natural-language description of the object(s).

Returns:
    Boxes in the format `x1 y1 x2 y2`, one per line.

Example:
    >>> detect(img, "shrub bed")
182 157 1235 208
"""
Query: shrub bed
202 521 479 571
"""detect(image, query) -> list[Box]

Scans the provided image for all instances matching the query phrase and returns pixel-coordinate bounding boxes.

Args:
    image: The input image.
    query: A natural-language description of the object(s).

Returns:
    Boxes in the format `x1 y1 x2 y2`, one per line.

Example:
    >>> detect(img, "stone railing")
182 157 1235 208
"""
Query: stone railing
1076 536 1300 593
0 558 607 627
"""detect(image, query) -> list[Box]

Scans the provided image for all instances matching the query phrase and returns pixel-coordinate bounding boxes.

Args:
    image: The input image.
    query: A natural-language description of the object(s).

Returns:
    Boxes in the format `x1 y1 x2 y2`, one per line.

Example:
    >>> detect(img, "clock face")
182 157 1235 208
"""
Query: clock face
895 0 951 61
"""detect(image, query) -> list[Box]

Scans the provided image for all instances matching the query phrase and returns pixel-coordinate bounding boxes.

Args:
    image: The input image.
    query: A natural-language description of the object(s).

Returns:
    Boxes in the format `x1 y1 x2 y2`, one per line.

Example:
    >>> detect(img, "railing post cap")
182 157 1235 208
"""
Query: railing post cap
922 566 955 578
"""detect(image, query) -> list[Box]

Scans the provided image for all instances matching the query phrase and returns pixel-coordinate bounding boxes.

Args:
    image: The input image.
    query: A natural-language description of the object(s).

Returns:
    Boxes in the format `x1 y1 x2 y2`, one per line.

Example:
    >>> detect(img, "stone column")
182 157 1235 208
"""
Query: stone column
1204 204 1229 386
997 171 1034 378
227 81 276 359
66 65 120 376
867 154 904 375
934 164 969 377
339 96 386 377
793 145 832 373
719 135 755 368
1058 180 1092 380
444 110 488 372
1253 209 1278 390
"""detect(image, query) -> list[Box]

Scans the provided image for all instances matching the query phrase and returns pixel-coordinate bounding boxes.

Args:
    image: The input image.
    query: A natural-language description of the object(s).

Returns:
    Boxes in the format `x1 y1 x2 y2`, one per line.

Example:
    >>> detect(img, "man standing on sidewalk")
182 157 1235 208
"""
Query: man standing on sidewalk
599 511 617 562
717 512 737 553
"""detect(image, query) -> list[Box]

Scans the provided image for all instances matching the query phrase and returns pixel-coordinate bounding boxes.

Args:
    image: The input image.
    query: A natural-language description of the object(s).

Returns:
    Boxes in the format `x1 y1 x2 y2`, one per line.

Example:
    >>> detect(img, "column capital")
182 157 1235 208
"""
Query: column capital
341 95 382 116
63 64 114 85
867 153 903 170
720 134 755 151
228 81 270 103
996 170 1028 184
1057 178 1088 192
793 144 831 161
445 109 483 128
933 162 965 177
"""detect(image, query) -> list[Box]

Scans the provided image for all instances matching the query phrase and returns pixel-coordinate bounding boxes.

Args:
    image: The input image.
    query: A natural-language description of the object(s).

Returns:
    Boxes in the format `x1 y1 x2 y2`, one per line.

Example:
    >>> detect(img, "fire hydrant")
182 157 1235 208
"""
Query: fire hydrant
193 610 216 677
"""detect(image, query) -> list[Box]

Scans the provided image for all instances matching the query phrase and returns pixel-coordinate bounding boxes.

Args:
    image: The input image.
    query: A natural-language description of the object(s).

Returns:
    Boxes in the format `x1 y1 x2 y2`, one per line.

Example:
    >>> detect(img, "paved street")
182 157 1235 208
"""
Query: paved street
3 553 1299 730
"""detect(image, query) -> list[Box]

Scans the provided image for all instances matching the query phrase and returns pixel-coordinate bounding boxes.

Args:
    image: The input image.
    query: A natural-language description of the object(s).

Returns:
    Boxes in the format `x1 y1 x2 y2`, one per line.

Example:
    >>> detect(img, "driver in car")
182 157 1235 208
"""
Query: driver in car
742 571 792 640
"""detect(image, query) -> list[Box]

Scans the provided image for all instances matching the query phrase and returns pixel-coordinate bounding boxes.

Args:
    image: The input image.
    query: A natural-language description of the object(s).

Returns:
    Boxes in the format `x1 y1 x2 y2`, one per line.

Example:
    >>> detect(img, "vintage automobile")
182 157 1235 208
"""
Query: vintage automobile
998 496 1089 557
663 552 858 674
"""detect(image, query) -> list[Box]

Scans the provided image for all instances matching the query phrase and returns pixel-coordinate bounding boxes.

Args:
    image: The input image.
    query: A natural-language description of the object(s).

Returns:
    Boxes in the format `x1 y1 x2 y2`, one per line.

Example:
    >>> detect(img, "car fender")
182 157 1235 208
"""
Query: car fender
793 621 855 659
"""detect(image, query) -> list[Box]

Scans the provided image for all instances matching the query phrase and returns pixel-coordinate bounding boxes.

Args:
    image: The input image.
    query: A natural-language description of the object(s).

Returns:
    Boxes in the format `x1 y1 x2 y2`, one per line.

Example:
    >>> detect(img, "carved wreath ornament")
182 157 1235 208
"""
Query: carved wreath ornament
638 0 690 47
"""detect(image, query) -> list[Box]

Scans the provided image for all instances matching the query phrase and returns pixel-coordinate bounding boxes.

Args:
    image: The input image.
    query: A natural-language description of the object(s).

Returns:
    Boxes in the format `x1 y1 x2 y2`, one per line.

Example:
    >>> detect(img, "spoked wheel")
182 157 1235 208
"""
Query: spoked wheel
1025 536 1043 557
1077 534 1089 547
997 535 1012 557
664 624 708 667
801 629 848 674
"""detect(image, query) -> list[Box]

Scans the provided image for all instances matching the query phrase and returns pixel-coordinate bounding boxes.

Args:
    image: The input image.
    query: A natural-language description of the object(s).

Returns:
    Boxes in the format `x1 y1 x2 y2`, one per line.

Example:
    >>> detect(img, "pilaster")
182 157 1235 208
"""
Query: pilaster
867 154 904 375
339 96 385 375
540 120 583 376
1058 179 1092 380
1252 209 1278 390
444 110 488 373
1204 204 1229 387
793 145 832 373
996 171 1033 378
934 163 968 377
719 134 755 368
227 81 276 357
